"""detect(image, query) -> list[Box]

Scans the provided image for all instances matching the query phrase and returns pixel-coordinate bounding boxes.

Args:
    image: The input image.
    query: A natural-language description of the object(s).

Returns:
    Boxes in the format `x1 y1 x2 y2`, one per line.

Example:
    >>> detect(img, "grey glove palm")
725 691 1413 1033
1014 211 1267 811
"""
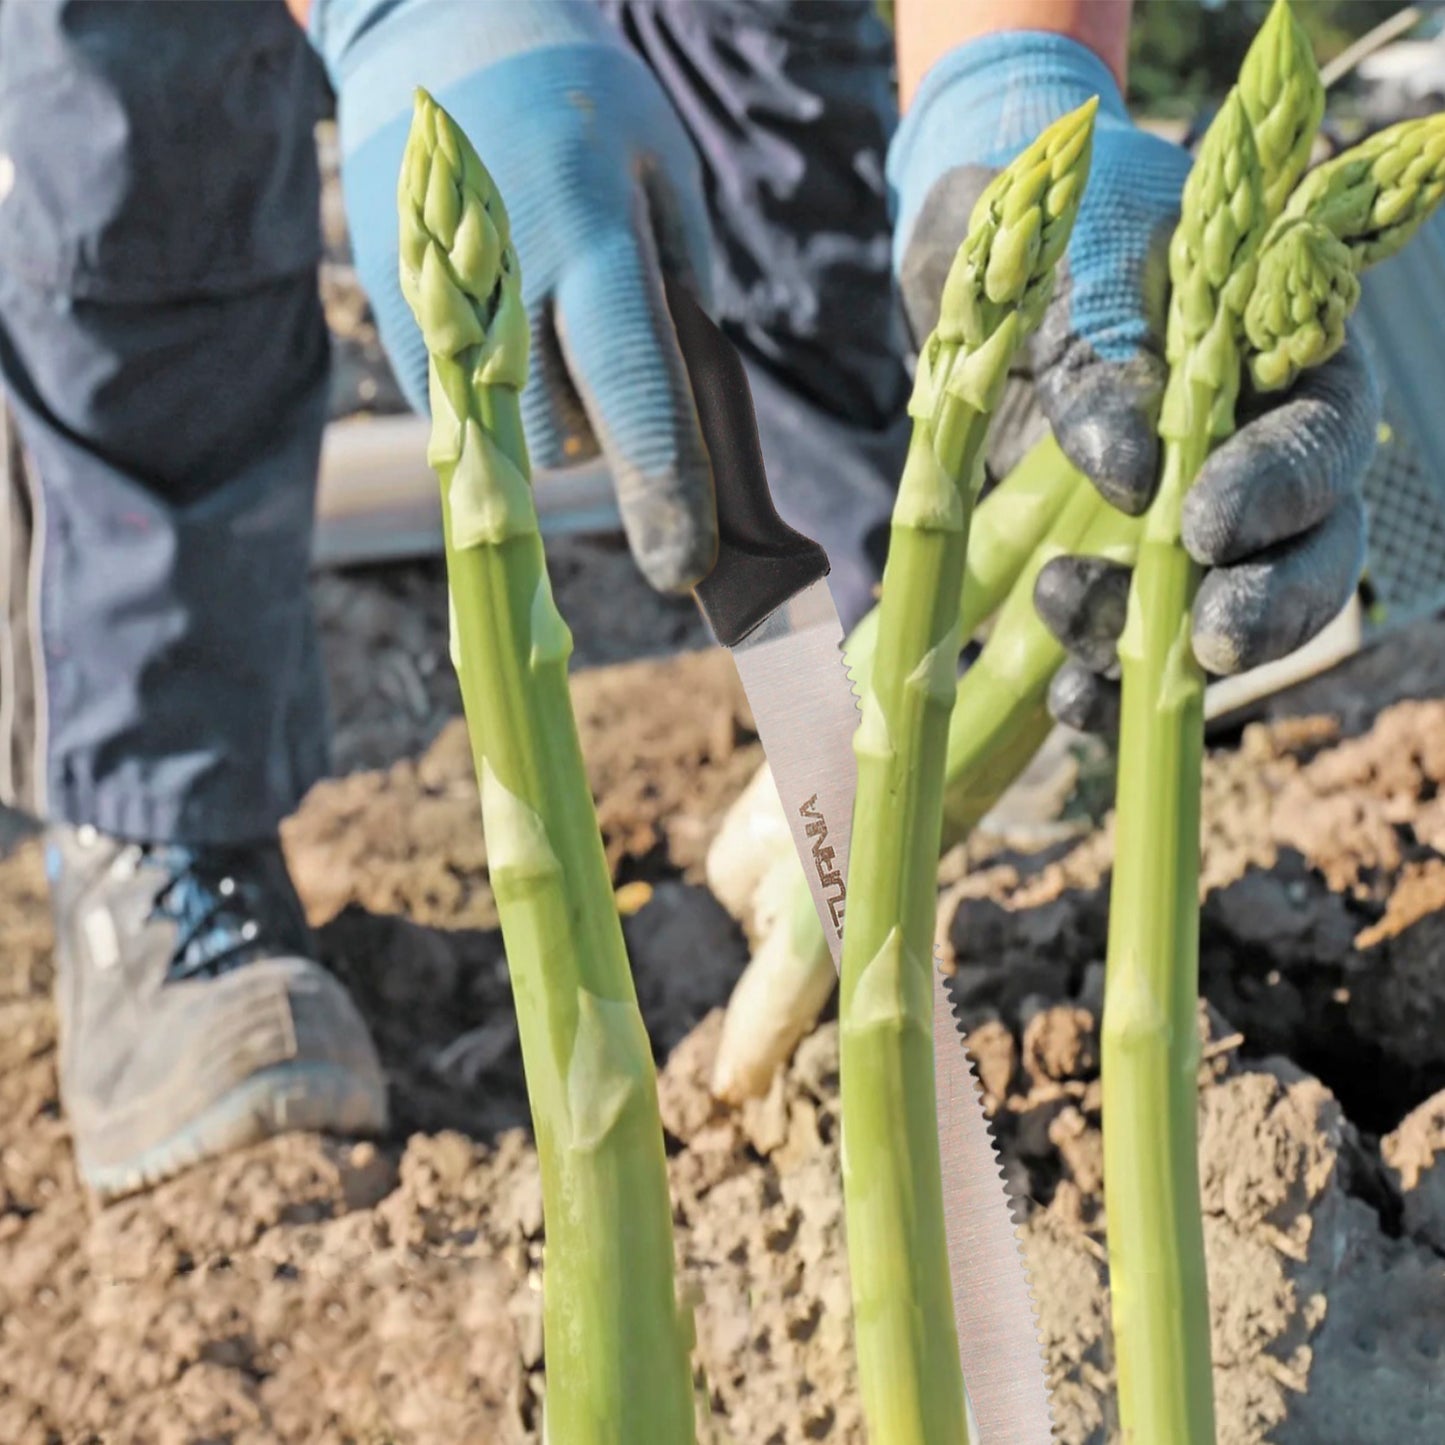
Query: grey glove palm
1031 331 1377 733
891 41 1377 731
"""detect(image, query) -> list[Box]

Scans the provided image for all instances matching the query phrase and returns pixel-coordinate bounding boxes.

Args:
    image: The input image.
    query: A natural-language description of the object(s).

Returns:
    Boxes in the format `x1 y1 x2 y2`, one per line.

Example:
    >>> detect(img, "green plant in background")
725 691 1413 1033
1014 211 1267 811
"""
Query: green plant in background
838 98 1096 1444
398 90 696 1445
1129 0 1408 119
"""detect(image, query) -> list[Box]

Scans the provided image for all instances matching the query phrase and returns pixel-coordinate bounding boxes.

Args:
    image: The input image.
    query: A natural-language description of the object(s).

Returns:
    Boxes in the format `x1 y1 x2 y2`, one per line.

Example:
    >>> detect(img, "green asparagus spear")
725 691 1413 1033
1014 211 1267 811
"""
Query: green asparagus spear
399 91 695 1445
1102 8 1320 1436
839 99 1096 1444
1239 0 1326 219
1284 112 1445 268
1244 217 1358 391
1099 10 1445 1433
959 433 1082 637
947 506 1136 818
844 426 1081 689
1104 88 1269 1445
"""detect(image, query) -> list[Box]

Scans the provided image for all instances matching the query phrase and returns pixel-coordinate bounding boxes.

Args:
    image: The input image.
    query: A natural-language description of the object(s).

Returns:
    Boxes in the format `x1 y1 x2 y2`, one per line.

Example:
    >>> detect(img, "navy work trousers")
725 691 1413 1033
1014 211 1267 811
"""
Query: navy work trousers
0 0 905 844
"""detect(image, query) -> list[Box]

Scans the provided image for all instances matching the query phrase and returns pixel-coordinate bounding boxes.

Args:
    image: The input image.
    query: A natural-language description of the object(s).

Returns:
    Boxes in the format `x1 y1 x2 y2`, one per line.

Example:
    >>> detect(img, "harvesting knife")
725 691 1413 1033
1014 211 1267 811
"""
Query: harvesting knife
666 280 1055 1443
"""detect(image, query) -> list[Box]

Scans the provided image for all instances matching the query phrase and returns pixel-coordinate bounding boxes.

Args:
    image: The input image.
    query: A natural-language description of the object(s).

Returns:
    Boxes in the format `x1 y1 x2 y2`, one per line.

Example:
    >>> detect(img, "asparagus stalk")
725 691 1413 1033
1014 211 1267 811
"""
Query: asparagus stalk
1102 87 1269 1445
1102 9 1315 1438
398 91 695 1444
938 484 1122 825
839 431 1080 710
840 100 1096 1443
1101 19 1445 1438
954 433 1080 644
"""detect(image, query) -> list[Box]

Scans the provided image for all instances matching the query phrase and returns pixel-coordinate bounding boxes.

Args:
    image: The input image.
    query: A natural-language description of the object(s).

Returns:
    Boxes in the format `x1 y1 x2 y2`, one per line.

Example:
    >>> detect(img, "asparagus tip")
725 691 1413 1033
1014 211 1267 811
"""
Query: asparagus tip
933 94 1096 363
1238 0 1323 219
1286 111 1445 271
1245 216 1358 391
398 89 527 386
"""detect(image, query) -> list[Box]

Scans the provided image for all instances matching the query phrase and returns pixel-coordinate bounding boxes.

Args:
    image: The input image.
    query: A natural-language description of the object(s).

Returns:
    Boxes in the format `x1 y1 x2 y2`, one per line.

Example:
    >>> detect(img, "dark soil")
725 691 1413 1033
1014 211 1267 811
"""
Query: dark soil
5 614 1445 1441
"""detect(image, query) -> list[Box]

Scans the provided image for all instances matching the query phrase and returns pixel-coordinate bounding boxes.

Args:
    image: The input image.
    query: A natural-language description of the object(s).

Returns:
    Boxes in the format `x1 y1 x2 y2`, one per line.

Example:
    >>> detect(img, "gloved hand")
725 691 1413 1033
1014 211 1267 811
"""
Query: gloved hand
890 32 1376 730
310 0 717 592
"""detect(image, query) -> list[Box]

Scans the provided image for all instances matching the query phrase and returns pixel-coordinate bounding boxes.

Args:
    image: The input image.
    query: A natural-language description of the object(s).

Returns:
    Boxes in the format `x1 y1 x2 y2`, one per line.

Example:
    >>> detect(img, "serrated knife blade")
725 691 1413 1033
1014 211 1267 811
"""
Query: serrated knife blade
666 279 1055 1442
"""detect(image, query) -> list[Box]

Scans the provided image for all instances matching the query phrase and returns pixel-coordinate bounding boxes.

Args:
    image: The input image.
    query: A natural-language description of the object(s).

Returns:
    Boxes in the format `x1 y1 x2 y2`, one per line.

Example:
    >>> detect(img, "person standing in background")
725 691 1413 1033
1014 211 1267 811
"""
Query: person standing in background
0 0 1376 1200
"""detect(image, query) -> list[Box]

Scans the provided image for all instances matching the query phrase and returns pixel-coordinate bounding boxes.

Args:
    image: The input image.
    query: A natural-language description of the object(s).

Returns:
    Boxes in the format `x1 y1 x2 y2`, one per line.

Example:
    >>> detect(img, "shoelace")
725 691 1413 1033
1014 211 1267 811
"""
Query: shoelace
145 844 307 982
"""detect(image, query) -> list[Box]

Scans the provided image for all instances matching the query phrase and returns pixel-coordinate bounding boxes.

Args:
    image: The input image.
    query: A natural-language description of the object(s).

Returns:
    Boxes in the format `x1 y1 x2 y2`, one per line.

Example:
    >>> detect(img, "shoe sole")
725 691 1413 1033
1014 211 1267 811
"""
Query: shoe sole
82 1060 389 1204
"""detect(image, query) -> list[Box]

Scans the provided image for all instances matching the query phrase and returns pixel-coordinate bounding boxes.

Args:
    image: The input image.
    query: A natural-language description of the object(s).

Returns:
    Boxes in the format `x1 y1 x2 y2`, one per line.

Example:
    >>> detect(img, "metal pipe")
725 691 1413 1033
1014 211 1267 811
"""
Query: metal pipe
313 414 619 569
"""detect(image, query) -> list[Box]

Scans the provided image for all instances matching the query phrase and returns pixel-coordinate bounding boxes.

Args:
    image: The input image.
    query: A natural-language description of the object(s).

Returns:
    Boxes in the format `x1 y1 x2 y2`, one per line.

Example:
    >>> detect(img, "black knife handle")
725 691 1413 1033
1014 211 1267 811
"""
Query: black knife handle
665 278 829 647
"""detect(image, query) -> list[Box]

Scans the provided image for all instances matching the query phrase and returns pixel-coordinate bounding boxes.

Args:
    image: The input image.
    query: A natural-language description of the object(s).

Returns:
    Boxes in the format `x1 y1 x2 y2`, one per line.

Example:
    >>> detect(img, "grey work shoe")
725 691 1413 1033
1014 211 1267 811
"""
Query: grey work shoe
47 825 388 1201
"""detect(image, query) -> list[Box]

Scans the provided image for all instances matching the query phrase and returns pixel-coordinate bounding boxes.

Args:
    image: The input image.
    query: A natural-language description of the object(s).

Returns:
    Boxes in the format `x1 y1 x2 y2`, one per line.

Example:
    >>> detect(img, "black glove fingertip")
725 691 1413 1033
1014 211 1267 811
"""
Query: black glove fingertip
1033 554 1130 675
1190 499 1365 677
1037 363 1163 516
1048 662 1121 736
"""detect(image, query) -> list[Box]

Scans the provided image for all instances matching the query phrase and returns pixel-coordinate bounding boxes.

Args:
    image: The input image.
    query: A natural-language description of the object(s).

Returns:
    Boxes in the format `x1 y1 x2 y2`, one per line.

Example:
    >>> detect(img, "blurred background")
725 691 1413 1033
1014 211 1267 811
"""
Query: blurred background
1130 0 1444 123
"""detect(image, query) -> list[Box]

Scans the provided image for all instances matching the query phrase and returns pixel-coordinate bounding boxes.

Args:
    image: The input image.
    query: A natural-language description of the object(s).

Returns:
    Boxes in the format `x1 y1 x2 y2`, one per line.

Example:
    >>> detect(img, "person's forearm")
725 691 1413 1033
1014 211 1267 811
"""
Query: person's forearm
285 0 310 28
895 0 1131 109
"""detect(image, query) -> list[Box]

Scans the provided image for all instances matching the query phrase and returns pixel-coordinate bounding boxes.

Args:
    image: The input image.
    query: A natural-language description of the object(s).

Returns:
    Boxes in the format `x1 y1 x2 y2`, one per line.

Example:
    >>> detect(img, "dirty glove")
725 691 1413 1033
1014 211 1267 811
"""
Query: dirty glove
311 0 718 592
1035 343 1376 731
890 32 1375 731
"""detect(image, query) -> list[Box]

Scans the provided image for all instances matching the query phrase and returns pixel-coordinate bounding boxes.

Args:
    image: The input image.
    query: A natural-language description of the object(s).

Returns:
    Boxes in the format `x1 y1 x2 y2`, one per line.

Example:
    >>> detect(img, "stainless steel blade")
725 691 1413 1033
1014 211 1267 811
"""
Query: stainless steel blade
730 578 1056 1443
730 579 858 968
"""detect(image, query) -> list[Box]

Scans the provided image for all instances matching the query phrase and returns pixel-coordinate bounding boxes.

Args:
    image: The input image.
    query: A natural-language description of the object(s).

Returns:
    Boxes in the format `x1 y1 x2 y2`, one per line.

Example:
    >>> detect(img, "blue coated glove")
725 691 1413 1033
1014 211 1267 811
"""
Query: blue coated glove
890 33 1376 731
310 0 718 592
